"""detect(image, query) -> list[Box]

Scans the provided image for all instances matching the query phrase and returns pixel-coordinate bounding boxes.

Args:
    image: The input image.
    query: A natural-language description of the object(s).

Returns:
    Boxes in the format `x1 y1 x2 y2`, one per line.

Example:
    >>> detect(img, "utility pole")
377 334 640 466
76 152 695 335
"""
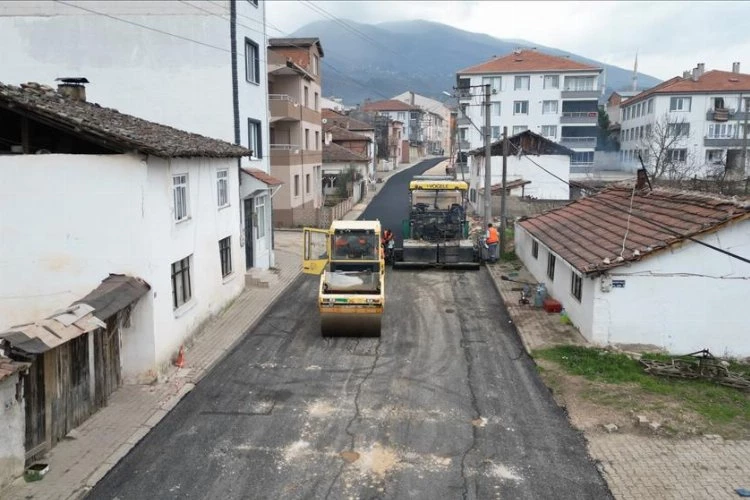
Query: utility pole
499 126 508 256
483 83 492 228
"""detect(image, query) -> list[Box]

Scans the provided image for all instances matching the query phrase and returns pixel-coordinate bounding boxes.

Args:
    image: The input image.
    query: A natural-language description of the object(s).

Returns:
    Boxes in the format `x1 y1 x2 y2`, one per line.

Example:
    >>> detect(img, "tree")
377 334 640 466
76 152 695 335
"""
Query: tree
636 113 701 182
596 107 617 151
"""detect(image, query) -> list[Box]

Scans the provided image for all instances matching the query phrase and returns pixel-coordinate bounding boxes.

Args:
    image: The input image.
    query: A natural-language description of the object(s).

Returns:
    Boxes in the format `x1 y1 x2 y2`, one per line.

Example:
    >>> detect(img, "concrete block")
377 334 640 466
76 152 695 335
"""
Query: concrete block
648 421 661 432
635 415 649 426
604 423 619 433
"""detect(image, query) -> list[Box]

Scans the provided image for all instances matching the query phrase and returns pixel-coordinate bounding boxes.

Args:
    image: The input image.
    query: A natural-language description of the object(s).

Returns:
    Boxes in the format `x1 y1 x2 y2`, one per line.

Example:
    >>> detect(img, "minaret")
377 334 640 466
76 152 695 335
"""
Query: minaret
632 50 638 92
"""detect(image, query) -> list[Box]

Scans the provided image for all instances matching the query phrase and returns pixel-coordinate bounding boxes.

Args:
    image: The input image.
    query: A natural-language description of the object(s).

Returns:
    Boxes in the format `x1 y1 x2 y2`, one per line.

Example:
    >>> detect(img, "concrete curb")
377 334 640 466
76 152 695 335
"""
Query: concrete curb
485 265 536 357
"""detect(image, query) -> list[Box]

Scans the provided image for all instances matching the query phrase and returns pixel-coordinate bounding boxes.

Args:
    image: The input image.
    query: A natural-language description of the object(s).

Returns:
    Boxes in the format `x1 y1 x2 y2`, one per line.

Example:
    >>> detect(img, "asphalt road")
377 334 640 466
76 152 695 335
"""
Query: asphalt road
89 159 610 500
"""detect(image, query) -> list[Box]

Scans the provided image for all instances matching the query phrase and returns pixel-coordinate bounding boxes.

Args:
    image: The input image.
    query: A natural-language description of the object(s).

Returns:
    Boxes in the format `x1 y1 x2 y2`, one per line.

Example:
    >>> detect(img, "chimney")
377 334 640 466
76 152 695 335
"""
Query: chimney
697 63 705 77
409 91 415 106
682 70 691 79
636 168 648 190
55 77 89 101
691 67 699 81
732 62 741 73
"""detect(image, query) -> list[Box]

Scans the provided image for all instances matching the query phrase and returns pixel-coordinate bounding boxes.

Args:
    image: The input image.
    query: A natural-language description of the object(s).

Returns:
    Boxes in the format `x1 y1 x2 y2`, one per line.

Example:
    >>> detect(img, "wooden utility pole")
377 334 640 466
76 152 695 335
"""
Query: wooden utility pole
499 126 508 255
483 83 492 227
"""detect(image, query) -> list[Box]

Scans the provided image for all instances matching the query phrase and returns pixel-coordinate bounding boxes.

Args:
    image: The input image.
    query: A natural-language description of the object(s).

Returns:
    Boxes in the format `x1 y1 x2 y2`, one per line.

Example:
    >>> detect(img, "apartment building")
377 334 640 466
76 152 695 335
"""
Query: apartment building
456 49 603 169
362 99 425 161
618 62 750 177
267 37 324 227
393 91 451 155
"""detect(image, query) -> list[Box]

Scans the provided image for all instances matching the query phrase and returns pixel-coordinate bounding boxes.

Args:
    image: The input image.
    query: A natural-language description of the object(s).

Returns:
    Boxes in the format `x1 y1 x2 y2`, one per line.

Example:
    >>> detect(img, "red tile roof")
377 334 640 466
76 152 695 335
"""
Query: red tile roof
242 168 283 186
324 124 371 142
322 109 374 131
625 71 750 106
518 187 750 274
361 99 419 112
458 50 600 75
323 142 368 163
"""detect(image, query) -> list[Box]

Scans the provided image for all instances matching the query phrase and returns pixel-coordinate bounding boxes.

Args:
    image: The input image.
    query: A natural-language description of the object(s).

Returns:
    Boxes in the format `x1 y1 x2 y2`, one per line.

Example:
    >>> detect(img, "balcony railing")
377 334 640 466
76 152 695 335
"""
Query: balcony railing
706 109 750 122
457 116 471 126
560 111 598 124
560 136 597 149
561 89 600 99
270 144 300 151
269 93 298 104
457 89 472 100
704 137 745 147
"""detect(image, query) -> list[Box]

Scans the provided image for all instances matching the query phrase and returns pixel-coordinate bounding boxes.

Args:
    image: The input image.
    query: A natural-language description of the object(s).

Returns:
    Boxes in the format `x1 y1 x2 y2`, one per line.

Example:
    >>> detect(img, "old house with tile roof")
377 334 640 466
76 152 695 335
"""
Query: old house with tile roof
0 80 258 391
514 175 750 356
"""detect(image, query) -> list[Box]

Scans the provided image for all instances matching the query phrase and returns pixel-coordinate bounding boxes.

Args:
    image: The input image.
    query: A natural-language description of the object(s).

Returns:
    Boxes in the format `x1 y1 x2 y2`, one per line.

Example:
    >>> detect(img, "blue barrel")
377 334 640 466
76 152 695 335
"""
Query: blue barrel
534 283 547 308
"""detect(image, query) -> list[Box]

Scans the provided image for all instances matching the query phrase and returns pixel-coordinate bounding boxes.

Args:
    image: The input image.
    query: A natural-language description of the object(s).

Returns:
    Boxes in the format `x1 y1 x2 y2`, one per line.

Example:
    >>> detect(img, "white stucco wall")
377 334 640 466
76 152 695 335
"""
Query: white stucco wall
0 373 24 490
0 153 244 380
471 153 570 204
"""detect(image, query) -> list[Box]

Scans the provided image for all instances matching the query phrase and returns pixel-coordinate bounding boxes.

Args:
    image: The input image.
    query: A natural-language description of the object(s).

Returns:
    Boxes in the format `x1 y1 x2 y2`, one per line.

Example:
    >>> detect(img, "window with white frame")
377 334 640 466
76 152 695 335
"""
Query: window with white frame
543 75 559 89
514 75 530 90
542 100 558 114
572 151 594 165
571 271 582 301
512 125 528 135
491 126 501 139
647 99 654 113
666 148 687 162
564 76 595 91
219 236 232 278
216 169 229 208
541 125 557 138
667 122 690 137
646 124 652 136
513 100 529 114
708 123 738 138
669 96 691 111
397 111 406 121
248 118 262 159
173 173 189 222
706 150 724 164
255 196 266 238
245 38 259 84
492 102 501 116
312 54 319 75
171 255 192 309
482 76 502 93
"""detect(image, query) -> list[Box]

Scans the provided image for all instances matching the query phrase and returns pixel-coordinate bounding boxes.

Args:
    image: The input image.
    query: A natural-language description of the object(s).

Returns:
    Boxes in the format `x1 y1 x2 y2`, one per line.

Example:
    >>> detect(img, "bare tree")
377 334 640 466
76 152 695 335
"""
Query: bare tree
637 113 701 182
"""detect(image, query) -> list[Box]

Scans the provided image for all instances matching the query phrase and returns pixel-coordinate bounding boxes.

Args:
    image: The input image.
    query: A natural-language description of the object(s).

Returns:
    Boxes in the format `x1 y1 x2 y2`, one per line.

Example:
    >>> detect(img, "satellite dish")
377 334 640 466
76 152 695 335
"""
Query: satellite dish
322 118 328 124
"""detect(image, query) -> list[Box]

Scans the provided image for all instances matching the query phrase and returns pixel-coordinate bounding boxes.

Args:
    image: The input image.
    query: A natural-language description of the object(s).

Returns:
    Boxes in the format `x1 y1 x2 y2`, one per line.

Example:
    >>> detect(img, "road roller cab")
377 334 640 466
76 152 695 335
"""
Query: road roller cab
302 220 385 337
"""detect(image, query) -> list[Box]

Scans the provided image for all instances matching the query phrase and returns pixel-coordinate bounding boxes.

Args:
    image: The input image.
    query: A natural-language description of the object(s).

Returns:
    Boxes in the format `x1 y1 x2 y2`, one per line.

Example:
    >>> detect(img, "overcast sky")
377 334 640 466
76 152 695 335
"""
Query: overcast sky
267 1 750 81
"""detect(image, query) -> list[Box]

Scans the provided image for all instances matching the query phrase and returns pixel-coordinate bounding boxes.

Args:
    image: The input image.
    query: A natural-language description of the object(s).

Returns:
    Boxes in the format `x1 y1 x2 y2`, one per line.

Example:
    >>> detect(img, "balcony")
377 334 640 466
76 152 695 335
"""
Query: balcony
457 116 471 126
704 137 745 147
269 94 321 123
561 89 600 99
560 111 598 124
706 109 750 122
559 136 597 149
270 144 300 166
457 89 472 101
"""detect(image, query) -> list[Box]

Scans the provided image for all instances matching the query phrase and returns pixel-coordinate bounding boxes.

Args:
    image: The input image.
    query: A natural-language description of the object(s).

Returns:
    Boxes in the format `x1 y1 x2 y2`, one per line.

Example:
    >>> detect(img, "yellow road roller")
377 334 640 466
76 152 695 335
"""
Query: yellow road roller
302 220 384 337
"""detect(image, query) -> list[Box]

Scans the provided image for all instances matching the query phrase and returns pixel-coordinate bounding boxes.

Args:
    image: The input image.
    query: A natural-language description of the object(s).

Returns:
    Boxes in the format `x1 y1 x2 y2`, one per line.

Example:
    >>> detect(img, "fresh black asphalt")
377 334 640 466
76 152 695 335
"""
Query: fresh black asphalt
88 158 611 500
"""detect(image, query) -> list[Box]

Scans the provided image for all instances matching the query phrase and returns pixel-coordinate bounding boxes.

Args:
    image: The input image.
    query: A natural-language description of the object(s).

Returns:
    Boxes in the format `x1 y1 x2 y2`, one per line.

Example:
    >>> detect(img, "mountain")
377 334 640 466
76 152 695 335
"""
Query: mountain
290 20 661 106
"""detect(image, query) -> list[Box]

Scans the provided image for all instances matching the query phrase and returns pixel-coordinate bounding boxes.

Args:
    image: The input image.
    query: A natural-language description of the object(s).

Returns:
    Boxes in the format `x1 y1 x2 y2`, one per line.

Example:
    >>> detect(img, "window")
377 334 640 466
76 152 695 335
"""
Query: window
305 128 310 149
491 126 501 139
315 131 320 149
306 173 310 193
304 86 309 107
512 125 528 135
667 122 690 137
645 124 652 137
513 100 529 114
647 99 654 113
713 97 725 109
572 151 594 165
314 92 319 111
669 96 691 112
547 253 556 281
312 54 319 75
245 38 259 84
248 119 262 159
219 237 232 278
708 123 738 138
514 75 530 90
541 125 557 138
542 100 558 114
706 150 724 164
216 169 229 208
171 256 192 309
482 76 502 93
571 271 582 301
294 174 300 196
543 75 559 89
492 102 501 116
173 174 189 222
397 111 406 121
564 76 595 91
531 240 539 259
255 196 266 238
666 148 687 162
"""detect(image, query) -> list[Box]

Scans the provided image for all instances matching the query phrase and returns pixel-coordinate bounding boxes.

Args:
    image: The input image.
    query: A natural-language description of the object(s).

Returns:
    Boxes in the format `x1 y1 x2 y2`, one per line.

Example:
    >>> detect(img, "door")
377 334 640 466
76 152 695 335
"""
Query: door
244 198 254 269
23 357 46 459
302 228 329 275
94 319 122 408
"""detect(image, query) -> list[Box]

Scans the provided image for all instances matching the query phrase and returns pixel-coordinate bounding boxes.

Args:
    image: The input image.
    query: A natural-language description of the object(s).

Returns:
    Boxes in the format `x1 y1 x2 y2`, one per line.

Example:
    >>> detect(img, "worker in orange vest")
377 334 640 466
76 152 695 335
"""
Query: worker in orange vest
485 223 499 263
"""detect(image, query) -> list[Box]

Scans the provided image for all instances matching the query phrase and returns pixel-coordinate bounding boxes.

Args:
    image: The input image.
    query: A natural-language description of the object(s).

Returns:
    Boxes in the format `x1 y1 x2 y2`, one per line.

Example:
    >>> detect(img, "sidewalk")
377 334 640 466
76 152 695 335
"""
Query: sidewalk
483 260 750 500
3 235 305 500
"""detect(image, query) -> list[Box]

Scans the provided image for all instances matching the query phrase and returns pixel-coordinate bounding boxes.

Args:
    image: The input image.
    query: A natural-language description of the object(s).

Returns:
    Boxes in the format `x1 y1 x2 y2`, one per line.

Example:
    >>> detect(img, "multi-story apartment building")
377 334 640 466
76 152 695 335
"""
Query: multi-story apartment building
393 91 451 155
618 62 750 177
362 99 425 161
0 0 275 270
456 49 603 168
267 37 324 227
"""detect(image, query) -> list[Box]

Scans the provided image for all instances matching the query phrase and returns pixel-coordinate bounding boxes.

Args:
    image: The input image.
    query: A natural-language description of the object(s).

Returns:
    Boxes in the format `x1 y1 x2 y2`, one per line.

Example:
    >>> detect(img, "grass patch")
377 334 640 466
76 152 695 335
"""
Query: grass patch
500 250 518 262
534 345 750 427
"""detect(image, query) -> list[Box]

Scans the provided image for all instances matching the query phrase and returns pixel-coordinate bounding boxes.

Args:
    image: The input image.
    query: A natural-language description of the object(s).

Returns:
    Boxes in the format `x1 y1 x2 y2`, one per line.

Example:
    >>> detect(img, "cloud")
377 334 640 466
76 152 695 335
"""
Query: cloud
267 0 750 81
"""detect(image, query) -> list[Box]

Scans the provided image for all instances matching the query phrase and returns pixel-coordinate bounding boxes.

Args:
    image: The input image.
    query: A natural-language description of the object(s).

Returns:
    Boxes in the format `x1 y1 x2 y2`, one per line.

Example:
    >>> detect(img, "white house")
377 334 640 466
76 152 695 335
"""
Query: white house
514 174 750 357
456 49 603 172
618 62 750 178
468 130 573 208
0 0 275 269
0 81 255 382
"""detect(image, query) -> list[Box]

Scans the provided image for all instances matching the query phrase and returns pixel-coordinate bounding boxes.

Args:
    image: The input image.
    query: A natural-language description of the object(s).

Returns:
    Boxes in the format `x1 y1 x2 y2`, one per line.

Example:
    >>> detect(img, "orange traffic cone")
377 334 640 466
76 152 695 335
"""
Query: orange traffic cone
174 345 185 368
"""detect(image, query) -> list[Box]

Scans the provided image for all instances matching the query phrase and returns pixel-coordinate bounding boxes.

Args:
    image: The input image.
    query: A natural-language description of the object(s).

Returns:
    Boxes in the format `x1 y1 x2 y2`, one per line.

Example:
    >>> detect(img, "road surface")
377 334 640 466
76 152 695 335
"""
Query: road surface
89 159 610 500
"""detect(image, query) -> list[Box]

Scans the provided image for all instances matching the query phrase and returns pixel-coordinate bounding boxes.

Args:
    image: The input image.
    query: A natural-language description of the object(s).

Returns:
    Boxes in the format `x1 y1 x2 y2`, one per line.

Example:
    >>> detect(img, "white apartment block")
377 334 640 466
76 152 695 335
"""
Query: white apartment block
618 62 750 177
393 91 451 155
456 49 603 168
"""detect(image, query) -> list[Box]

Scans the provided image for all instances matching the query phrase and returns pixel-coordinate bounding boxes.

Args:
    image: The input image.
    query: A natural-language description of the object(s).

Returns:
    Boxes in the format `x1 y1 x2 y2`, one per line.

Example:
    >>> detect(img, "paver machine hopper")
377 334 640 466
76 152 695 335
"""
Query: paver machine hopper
393 176 480 270
302 220 385 337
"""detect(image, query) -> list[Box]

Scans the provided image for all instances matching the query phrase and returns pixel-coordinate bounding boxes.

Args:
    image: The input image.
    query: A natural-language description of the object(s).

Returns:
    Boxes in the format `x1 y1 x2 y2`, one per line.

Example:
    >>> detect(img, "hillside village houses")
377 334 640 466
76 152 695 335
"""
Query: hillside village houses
0 0 276 270
616 62 750 179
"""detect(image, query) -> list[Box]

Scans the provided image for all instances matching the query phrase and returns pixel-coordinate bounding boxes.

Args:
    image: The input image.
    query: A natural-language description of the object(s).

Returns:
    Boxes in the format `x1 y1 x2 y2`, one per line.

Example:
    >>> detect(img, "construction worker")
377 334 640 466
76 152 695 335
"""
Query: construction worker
485 223 499 263
335 235 349 257
382 228 394 247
